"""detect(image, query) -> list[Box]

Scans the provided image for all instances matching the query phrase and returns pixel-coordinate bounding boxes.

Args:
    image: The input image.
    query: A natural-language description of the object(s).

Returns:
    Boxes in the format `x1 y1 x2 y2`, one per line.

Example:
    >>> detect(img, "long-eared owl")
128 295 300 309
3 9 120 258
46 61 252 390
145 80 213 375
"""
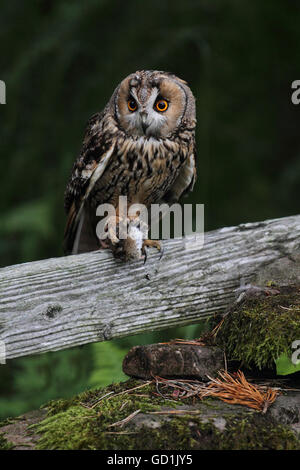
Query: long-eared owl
64 70 197 258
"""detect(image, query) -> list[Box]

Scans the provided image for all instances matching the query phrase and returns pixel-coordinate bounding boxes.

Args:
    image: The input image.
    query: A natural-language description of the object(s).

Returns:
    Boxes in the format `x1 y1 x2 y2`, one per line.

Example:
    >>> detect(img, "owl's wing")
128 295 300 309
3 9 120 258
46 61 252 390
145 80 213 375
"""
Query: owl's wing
63 111 115 254
163 145 197 204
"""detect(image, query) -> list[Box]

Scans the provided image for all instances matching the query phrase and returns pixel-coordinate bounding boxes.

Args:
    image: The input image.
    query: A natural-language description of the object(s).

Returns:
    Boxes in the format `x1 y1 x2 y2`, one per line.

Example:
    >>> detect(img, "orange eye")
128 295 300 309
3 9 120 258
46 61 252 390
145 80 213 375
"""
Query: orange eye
155 99 168 112
128 99 137 112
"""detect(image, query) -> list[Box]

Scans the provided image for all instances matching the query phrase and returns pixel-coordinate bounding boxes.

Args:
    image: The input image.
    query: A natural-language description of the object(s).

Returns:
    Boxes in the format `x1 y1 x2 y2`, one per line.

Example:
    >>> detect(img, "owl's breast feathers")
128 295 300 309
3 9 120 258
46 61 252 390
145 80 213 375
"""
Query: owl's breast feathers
64 112 196 254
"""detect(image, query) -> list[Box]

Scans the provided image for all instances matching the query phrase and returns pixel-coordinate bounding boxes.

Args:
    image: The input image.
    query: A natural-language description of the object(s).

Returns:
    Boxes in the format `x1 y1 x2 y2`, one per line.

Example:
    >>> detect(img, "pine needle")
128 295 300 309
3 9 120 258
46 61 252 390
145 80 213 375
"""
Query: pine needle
200 370 279 412
108 409 141 428
152 370 279 412
160 338 206 346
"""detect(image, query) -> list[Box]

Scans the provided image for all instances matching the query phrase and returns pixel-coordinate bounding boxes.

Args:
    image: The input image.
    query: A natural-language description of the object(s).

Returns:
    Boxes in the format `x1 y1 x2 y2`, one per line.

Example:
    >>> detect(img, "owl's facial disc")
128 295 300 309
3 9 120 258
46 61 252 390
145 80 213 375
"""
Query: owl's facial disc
124 88 168 138
116 75 187 139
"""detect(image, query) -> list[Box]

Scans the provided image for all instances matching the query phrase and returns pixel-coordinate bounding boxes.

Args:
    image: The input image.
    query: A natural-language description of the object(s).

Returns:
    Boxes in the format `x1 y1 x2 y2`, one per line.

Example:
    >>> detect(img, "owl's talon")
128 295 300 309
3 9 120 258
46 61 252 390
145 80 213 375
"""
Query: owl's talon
142 246 148 264
108 230 119 245
99 240 110 249
159 245 164 261
104 215 120 245
142 239 162 263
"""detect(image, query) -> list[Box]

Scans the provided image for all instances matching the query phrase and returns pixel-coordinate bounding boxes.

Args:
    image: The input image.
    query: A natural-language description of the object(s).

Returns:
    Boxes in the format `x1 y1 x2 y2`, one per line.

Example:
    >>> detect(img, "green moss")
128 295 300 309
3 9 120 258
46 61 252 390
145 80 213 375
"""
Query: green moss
34 379 176 450
32 378 300 450
160 413 299 450
216 285 300 369
160 414 299 450
43 378 152 416
35 406 100 450
0 432 14 450
216 414 299 450
0 417 16 427
0 417 17 450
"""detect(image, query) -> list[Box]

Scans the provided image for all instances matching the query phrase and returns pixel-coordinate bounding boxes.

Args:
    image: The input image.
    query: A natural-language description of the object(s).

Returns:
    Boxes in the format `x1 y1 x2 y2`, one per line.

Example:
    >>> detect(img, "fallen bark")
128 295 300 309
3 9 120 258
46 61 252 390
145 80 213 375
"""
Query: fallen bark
122 343 223 380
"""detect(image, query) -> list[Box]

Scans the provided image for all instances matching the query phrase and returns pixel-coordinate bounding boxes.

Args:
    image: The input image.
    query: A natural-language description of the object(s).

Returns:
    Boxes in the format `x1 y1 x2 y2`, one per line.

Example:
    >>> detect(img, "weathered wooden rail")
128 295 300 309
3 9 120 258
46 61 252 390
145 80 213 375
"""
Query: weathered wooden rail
0 214 299 360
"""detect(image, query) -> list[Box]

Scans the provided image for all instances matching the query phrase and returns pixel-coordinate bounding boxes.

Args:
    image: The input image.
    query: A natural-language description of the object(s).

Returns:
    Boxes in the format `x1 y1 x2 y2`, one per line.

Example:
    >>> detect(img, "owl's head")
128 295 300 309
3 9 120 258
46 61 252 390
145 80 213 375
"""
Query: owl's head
112 70 196 139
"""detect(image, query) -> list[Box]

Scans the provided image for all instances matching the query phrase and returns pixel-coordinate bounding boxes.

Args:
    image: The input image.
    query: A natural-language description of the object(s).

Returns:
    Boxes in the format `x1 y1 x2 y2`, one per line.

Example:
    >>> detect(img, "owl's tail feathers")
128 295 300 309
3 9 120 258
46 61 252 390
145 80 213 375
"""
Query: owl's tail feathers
63 204 98 255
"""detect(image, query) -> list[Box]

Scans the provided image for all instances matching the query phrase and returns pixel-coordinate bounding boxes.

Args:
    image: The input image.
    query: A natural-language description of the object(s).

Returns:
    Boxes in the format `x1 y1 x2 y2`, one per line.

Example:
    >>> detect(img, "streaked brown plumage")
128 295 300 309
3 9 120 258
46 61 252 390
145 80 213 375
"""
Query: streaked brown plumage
64 70 197 257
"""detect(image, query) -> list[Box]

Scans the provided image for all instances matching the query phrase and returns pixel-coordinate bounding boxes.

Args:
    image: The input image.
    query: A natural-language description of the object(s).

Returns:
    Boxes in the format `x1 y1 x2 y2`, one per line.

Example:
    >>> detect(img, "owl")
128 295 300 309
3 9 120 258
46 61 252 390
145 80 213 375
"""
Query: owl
64 70 197 260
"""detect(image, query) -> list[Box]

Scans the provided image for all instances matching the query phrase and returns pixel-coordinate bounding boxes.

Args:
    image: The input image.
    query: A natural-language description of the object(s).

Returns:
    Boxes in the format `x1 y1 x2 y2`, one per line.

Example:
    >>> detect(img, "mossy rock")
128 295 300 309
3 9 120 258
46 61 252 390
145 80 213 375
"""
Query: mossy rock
216 285 300 370
0 433 14 450
0 378 299 450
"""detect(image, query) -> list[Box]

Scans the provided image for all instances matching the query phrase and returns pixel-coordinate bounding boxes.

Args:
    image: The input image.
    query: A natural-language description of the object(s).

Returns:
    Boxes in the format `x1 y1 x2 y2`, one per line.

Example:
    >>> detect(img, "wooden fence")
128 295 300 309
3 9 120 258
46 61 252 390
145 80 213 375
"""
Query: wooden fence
0 214 299 360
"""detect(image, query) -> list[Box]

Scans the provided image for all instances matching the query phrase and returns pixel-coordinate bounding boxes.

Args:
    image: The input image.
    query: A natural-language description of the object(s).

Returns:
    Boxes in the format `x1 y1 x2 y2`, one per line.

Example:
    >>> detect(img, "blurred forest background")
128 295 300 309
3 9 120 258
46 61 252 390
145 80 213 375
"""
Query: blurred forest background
0 0 300 419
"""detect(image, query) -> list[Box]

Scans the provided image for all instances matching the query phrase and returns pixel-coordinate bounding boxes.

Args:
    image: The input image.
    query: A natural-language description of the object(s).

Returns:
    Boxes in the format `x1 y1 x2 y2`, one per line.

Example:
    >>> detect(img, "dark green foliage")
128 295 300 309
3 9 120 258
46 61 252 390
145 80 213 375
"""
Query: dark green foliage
0 345 94 419
276 352 300 376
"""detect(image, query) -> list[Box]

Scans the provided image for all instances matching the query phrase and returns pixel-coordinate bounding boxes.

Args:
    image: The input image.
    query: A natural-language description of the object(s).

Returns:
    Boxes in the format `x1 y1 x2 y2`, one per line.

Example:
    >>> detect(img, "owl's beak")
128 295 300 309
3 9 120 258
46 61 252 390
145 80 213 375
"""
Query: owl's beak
140 112 149 134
